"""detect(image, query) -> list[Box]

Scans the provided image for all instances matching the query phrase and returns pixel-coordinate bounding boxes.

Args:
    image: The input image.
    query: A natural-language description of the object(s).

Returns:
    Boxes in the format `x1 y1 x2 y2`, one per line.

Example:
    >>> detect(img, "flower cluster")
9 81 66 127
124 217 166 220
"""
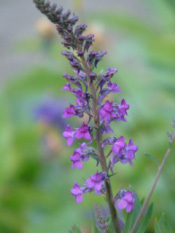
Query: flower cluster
33 0 139 231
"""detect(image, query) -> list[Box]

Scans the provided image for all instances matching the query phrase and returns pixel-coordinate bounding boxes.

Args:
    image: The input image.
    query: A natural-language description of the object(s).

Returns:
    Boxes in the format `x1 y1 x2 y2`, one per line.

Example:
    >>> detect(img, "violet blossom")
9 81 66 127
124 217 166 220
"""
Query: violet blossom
63 125 75 146
86 171 108 192
71 182 83 203
75 122 91 140
117 190 136 213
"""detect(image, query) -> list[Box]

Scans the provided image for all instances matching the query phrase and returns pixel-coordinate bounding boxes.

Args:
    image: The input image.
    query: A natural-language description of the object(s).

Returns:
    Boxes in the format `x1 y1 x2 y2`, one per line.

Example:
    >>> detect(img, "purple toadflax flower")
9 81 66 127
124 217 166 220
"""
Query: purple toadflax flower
70 143 91 169
110 137 138 171
116 190 136 213
86 171 108 191
75 122 91 140
71 182 83 203
62 104 76 118
62 125 75 146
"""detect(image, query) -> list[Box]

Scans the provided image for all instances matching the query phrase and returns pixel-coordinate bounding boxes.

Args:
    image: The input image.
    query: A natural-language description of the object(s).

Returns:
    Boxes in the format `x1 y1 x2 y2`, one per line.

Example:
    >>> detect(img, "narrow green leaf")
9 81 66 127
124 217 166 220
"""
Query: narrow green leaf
164 219 173 233
71 225 82 233
159 213 165 233
137 203 154 233
123 212 133 233
108 172 117 178
155 219 162 233
108 218 115 233
144 153 160 166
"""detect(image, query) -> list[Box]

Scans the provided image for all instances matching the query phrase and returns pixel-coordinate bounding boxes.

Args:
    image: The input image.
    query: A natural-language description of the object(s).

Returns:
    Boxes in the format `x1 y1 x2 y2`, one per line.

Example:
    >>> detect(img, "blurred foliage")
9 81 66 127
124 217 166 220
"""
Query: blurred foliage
0 0 175 232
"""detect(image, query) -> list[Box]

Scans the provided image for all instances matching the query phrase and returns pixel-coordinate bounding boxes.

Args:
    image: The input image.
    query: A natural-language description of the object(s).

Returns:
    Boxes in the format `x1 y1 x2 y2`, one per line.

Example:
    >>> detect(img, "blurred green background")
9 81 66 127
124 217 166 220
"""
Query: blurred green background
0 0 175 232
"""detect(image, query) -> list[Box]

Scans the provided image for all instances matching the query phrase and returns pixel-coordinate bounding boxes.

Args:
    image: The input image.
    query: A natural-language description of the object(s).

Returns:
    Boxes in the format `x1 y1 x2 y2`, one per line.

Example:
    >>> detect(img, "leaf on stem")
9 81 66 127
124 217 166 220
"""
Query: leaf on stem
144 153 160 166
70 225 82 233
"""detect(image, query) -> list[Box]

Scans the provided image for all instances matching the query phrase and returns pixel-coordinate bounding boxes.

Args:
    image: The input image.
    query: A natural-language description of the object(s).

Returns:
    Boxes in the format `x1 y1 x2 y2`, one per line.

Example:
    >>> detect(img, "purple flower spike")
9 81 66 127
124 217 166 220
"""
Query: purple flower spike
117 191 135 213
86 171 107 191
70 148 83 169
75 122 91 140
63 125 75 146
62 104 76 118
71 182 83 203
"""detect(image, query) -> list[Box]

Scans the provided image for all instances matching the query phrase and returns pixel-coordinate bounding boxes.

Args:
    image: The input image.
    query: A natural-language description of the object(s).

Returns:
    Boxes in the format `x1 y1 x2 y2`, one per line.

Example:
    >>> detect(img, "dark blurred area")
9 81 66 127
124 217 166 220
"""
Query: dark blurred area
0 0 175 232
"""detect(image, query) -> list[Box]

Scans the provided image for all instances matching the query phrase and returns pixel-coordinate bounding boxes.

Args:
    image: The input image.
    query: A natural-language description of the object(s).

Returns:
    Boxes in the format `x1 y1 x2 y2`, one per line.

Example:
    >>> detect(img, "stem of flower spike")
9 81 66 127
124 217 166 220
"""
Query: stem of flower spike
130 135 175 233
81 57 121 233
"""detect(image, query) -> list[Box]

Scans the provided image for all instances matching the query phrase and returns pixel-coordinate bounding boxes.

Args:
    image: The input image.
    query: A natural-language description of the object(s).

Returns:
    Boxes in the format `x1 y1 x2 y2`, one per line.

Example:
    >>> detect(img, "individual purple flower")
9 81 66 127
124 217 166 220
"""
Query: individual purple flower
98 82 121 103
60 83 72 91
107 81 121 93
98 101 116 122
125 140 138 166
63 125 75 146
71 182 83 203
112 136 126 155
104 68 118 80
79 142 90 161
110 137 138 170
99 68 118 90
75 122 91 140
117 99 130 121
117 191 136 213
86 171 107 191
70 143 91 169
102 122 114 134
62 104 76 118
70 148 83 169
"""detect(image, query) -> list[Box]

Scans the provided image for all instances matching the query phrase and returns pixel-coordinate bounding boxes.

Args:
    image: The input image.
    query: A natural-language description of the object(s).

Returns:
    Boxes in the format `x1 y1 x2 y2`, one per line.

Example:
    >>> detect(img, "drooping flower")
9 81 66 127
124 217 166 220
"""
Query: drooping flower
63 125 75 146
71 182 83 203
